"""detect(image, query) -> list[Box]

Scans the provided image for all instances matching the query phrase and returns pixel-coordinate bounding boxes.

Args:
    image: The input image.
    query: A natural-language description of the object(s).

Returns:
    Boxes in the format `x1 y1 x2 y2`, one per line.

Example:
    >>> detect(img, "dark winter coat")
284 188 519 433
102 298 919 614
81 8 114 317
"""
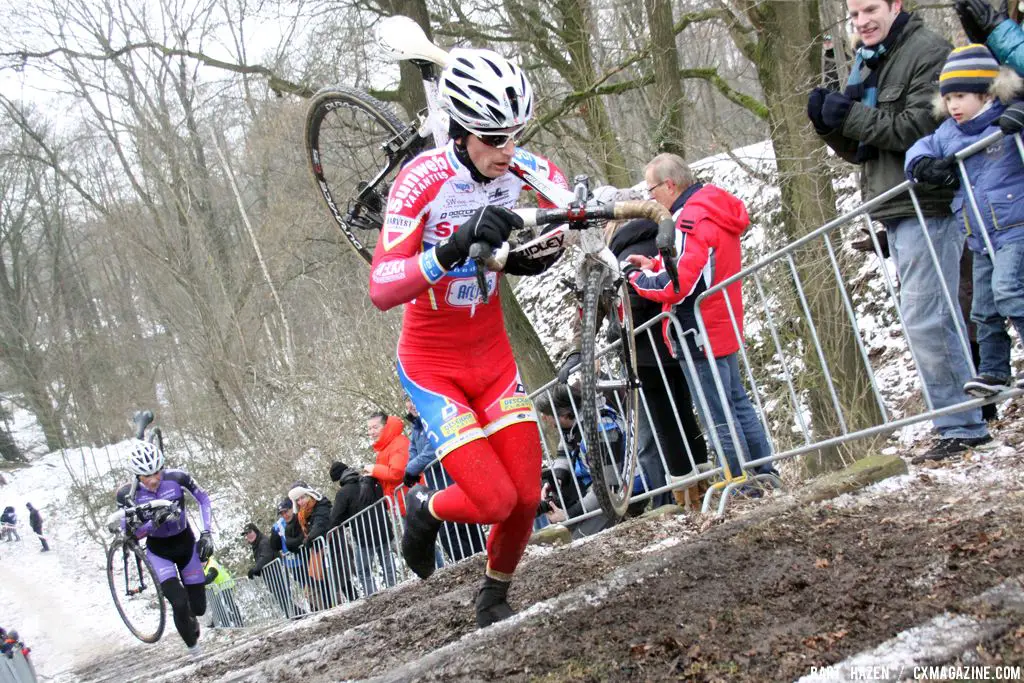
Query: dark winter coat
248 530 277 577
280 516 304 552
608 219 677 368
27 507 42 535
0 509 16 525
328 468 364 529
818 14 954 221
296 496 332 548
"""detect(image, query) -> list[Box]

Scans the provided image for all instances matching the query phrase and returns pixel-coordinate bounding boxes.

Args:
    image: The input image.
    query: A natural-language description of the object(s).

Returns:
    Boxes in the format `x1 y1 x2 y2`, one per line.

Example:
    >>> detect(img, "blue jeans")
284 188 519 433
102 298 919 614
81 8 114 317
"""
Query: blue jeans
971 241 1024 380
680 352 773 478
355 543 397 596
887 215 987 438
635 403 672 507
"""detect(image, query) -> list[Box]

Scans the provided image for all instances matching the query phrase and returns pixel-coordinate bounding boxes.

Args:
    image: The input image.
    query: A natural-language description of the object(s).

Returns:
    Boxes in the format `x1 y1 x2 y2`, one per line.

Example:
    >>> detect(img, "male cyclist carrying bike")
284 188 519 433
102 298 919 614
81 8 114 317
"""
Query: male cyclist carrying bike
369 48 568 627
112 440 214 653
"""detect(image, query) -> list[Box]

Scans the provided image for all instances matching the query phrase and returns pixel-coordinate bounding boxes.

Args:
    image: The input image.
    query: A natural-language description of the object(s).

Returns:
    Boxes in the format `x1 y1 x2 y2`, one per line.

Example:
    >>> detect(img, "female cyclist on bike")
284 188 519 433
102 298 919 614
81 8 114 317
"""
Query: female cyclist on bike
112 440 214 653
369 48 569 627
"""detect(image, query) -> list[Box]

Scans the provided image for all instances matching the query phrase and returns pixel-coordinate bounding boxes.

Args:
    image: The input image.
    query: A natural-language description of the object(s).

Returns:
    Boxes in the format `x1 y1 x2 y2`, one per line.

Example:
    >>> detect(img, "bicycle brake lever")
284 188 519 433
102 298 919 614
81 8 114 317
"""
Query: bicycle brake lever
655 216 680 293
469 242 492 304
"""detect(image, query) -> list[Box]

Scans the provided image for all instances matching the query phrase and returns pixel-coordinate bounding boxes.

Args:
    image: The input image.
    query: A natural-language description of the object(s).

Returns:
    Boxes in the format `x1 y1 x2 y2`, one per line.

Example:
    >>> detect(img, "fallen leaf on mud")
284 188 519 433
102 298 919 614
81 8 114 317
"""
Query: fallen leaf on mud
708 616 717 630
629 643 652 658
815 558 830 569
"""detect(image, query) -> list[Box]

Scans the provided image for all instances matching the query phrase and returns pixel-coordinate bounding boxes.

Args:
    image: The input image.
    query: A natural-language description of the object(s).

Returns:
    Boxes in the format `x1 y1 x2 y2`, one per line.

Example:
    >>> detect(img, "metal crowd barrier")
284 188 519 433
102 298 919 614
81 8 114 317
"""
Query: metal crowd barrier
224 128 1024 626
0 650 37 683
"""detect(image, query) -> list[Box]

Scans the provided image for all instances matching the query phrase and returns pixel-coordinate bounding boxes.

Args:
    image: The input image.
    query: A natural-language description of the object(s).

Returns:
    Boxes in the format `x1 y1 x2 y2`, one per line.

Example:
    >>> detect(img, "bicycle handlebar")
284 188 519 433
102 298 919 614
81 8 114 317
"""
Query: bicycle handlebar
468 199 680 300
107 499 175 535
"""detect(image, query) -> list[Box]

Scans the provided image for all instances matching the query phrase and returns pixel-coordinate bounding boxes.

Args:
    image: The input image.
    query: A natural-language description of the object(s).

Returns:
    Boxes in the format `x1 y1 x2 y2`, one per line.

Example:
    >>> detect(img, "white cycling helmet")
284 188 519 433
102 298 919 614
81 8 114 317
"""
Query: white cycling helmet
439 48 534 134
128 439 164 476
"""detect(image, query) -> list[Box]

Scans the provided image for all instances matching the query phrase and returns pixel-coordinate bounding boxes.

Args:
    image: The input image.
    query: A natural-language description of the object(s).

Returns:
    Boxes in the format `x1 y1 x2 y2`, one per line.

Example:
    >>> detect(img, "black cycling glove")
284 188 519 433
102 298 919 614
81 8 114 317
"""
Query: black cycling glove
197 531 215 562
152 506 177 526
433 206 523 270
403 471 420 489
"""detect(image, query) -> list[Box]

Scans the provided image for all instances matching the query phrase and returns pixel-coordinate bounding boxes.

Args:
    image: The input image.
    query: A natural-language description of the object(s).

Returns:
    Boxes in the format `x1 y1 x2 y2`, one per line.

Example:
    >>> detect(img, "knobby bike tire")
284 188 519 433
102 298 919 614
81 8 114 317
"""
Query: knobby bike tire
304 86 411 265
106 537 166 643
578 264 640 520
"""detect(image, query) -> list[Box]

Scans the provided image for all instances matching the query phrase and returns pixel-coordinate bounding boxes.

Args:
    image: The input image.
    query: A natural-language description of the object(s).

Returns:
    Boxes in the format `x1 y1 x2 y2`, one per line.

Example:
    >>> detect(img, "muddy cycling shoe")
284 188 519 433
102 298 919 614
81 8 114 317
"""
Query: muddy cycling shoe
402 485 442 579
475 575 515 628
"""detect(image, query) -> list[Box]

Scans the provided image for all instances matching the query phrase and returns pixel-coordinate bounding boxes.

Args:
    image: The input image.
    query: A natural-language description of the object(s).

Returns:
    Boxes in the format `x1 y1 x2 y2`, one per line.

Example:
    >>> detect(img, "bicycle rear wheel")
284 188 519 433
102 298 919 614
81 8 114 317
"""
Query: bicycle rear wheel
305 86 419 264
578 263 640 521
107 537 166 643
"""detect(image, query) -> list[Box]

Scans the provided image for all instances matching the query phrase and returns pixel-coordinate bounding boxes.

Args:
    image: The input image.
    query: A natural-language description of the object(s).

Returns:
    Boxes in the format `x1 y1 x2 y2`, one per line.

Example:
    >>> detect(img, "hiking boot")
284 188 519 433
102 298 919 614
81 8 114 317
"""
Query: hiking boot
475 576 515 628
963 375 1012 397
910 435 992 465
401 485 442 580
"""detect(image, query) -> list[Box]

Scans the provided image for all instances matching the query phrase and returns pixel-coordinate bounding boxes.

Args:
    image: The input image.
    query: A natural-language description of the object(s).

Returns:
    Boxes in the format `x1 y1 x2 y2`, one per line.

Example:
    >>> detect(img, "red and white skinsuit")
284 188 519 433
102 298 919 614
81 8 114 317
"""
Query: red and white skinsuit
369 141 567 579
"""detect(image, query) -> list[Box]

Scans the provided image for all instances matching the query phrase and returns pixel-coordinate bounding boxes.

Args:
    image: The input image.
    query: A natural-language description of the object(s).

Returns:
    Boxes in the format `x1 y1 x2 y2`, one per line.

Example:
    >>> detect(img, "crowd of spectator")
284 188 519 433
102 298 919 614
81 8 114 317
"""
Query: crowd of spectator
807 0 1024 462
0 627 30 661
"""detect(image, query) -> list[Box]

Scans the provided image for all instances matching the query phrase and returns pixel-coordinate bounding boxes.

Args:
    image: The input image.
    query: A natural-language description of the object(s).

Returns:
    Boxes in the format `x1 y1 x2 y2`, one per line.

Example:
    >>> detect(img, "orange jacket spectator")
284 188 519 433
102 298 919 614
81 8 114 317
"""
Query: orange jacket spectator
368 413 411 514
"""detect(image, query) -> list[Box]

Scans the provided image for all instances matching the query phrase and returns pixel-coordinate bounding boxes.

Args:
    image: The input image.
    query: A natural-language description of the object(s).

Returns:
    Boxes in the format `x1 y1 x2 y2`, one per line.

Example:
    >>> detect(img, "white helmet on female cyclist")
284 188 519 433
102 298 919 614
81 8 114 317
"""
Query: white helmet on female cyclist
128 439 164 476
439 48 534 134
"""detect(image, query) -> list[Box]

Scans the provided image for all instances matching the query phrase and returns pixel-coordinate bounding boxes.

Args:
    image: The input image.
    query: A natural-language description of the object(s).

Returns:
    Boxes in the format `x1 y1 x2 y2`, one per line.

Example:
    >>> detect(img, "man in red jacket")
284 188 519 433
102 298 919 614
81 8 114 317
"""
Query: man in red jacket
365 411 411 515
624 153 775 482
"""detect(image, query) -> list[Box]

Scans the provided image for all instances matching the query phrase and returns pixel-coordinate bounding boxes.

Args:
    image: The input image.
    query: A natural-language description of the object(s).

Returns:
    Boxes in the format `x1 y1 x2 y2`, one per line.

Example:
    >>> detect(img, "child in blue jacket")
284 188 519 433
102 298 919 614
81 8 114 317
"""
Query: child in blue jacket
905 44 1024 397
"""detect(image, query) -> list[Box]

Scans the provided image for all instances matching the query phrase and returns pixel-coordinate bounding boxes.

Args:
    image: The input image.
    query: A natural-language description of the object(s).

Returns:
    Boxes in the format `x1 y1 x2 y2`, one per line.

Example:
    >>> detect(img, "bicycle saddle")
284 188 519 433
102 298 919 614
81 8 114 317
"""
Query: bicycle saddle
376 15 449 66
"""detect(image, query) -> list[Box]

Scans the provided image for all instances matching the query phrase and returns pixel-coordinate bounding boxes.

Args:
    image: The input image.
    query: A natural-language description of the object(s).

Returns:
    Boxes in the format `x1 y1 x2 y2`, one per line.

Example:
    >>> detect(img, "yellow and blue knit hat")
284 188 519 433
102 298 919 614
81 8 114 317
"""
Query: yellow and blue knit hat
940 44 999 96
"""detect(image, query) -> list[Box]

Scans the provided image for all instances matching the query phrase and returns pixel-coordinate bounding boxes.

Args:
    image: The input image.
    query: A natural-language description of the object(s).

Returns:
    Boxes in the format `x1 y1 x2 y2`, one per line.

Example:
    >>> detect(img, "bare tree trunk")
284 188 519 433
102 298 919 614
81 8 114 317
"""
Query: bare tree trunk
743 0 885 472
644 0 686 156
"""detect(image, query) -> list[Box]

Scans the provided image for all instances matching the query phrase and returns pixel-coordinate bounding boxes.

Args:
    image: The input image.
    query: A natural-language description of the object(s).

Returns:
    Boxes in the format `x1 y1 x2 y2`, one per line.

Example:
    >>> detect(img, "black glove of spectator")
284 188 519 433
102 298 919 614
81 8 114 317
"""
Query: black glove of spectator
152 506 177 526
247 568 257 579
955 0 1007 44
999 101 1024 135
557 351 581 384
821 92 854 130
911 156 960 188
403 471 419 489
433 206 523 270
807 87 833 134
197 531 214 562
850 227 890 258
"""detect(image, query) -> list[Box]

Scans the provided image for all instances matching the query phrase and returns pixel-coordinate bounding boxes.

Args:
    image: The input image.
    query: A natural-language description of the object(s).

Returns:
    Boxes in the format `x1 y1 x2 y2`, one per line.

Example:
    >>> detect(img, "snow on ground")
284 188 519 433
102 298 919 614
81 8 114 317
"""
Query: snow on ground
0 443 140 678
0 403 249 679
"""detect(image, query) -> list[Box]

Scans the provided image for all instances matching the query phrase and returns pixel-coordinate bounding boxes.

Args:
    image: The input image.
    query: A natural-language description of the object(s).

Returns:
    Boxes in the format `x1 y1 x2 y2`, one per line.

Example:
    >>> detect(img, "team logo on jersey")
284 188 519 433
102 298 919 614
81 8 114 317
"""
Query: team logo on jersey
451 181 474 194
512 148 538 170
382 214 417 251
445 274 497 306
440 412 476 436
488 188 510 203
500 397 532 412
388 196 404 213
441 403 458 421
372 260 405 284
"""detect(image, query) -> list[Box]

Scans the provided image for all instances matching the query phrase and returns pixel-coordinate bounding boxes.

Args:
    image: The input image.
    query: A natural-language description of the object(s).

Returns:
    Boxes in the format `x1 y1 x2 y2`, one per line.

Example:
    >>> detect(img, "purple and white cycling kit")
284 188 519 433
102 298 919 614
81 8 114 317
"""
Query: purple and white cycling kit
115 470 212 585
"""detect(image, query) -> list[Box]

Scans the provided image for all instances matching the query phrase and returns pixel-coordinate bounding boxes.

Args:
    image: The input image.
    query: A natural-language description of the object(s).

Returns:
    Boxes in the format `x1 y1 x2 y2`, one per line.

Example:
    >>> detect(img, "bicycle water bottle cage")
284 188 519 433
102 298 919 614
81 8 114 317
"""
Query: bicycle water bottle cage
375 15 450 67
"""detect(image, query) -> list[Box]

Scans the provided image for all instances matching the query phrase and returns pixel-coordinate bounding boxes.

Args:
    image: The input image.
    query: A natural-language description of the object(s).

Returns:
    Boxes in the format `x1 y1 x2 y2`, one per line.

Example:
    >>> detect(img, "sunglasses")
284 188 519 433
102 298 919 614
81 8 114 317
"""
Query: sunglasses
475 129 524 148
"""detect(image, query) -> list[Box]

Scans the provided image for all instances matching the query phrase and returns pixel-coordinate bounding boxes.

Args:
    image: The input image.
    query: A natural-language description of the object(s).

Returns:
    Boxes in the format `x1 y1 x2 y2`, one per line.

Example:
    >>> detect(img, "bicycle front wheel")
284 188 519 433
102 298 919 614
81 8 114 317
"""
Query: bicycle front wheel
106 538 166 643
305 86 416 264
578 263 641 521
